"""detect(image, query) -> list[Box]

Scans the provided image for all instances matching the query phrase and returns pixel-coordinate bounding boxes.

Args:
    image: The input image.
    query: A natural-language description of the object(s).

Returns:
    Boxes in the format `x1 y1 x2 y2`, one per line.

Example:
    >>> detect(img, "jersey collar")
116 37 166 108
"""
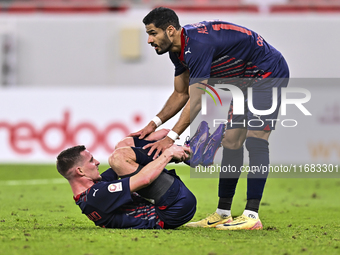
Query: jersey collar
179 28 186 62
73 185 94 202
73 193 81 202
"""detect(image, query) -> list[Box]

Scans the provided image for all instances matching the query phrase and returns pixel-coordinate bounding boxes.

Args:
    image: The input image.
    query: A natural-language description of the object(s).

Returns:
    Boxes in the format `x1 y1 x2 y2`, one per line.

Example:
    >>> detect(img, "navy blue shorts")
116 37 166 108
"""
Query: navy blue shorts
227 57 289 131
133 138 196 228
155 170 197 229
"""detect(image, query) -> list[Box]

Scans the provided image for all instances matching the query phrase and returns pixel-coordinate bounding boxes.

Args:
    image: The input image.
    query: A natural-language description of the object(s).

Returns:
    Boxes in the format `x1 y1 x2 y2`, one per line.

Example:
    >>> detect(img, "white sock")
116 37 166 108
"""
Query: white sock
216 208 231 218
243 209 259 219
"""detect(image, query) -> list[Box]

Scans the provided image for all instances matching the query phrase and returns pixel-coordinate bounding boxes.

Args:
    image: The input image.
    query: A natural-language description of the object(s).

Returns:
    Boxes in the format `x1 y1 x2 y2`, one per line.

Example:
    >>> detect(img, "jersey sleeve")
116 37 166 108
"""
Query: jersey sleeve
87 178 132 214
100 168 118 182
169 51 187 77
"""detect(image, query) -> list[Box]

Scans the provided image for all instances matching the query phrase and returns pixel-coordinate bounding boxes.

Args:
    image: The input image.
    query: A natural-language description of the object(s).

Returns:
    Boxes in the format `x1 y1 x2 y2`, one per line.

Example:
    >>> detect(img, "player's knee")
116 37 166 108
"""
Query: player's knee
108 148 126 170
221 136 243 150
115 137 134 149
247 130 271 140
108 151 117 169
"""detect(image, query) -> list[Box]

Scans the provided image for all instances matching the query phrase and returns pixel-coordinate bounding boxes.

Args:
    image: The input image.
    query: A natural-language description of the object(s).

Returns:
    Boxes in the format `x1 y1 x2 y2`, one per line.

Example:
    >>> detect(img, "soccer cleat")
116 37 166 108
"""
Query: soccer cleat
201 123 226 166
185 212 233 228
183 121 210 167
215 214 263 230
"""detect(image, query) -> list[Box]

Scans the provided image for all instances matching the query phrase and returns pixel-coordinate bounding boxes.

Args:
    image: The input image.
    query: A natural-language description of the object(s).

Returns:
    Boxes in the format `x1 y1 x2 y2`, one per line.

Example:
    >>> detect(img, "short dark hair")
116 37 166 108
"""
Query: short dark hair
143 7 181 30
56 145 86 179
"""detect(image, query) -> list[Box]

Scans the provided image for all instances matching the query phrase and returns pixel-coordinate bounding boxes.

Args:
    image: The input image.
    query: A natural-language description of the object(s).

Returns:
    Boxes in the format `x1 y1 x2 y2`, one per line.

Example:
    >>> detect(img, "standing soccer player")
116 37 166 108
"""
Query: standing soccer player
131 7 289 230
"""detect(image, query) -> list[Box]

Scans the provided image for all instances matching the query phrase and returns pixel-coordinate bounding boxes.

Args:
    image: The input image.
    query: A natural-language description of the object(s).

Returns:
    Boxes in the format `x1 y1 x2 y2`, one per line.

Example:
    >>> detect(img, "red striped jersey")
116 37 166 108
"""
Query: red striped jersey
169 20 286 88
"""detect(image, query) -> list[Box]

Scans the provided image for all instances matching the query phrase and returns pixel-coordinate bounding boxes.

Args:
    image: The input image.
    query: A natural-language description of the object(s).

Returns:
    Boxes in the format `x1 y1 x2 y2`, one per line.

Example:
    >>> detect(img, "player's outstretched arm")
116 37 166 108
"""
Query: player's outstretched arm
129 71 190 140
129 145 189 192
143 80 207 159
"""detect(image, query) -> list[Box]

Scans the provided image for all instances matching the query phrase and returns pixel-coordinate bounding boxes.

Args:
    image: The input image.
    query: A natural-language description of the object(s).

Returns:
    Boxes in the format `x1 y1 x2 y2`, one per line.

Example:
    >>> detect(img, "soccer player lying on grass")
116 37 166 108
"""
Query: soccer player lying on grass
56 129 196 229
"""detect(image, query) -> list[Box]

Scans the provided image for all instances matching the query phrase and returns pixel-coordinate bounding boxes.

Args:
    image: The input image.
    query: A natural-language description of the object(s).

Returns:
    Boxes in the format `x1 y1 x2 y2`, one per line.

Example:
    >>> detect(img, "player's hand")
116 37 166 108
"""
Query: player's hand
167 145 190 162
129 121 157 140
144 129 170 141
182 145 191 158
143 136 175 159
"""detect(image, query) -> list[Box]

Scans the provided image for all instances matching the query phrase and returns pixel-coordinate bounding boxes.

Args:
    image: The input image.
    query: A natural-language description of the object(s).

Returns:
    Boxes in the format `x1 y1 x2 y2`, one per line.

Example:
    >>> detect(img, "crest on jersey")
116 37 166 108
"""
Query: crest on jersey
108 182 122 193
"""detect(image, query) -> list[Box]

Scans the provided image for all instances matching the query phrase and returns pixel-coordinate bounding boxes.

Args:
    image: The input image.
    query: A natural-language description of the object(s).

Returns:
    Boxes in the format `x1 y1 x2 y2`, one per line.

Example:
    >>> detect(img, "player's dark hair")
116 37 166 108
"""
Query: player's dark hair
56 145 86 179
143 7 181 30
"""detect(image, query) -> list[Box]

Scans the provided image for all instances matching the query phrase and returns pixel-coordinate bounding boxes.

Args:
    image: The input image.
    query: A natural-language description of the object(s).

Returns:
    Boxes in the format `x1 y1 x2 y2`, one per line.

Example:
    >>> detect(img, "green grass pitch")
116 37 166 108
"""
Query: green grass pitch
0 164 339 255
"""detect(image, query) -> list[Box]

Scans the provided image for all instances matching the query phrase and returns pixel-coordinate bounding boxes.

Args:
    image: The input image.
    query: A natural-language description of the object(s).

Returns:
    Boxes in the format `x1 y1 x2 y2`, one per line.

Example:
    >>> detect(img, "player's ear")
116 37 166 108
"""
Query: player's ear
75 166 85 176
166 25 175 37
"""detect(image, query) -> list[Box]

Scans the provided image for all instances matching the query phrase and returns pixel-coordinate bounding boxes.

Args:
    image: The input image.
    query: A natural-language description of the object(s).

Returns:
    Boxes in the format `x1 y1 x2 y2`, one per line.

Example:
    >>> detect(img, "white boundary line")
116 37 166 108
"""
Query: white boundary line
0 178 67 186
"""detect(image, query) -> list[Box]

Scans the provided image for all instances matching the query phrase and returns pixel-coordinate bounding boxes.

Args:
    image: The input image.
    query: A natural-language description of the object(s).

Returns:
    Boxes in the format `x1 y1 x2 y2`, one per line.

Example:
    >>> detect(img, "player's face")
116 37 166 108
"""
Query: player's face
80 150 102 182
145 24 172 55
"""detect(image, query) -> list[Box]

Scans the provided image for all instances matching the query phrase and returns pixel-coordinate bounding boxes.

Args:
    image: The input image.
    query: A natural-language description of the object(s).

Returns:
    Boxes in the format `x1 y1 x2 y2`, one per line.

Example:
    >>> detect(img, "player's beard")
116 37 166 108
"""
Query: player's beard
154 32 172 55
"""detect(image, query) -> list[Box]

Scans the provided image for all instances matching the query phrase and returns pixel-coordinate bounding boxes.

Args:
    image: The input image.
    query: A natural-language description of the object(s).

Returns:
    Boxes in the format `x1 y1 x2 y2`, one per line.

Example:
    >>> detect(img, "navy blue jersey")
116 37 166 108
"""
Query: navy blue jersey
169 20 286 88
74 168 164 229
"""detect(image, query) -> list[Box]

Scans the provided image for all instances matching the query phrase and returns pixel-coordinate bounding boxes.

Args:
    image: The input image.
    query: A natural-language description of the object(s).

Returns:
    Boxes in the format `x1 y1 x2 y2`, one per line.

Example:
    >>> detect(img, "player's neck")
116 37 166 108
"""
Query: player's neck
170 28 182 53
69 178 94 197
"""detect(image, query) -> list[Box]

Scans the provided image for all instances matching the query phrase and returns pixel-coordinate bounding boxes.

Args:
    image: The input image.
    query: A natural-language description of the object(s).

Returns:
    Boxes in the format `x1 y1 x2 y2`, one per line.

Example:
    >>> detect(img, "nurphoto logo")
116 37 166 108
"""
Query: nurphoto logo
199 83 312 128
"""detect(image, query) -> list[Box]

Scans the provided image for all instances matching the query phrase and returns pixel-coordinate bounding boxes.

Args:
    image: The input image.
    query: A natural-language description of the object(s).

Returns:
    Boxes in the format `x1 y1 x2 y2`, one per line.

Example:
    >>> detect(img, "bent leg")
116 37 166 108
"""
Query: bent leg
110 146 196 227
109 147 139 177
109 147 175 204
111 142 158 175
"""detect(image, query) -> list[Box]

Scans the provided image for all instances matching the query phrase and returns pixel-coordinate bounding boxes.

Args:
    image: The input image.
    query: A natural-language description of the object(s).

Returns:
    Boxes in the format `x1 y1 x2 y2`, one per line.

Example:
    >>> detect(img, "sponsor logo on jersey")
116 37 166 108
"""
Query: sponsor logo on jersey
108 182 122 193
